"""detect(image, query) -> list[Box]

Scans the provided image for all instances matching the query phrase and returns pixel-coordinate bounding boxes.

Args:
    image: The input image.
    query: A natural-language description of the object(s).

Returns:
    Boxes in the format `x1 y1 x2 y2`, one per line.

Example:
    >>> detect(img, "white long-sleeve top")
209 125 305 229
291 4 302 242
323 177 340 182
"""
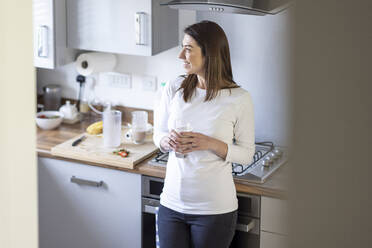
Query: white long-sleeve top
153 77 255 214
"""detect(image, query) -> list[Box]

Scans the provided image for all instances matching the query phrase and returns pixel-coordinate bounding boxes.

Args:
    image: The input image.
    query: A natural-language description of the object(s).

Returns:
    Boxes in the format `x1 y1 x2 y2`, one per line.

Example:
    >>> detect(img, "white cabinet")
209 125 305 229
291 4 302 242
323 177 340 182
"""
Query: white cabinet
38 157 142 248
260 196 288 248
66 0 179 56
32 0 75 68
260 231 288 248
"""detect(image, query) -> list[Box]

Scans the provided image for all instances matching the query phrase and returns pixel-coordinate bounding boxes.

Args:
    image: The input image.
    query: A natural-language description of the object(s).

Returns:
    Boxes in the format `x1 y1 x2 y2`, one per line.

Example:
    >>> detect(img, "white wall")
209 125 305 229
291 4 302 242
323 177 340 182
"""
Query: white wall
37 8 292 145
197 10 292 145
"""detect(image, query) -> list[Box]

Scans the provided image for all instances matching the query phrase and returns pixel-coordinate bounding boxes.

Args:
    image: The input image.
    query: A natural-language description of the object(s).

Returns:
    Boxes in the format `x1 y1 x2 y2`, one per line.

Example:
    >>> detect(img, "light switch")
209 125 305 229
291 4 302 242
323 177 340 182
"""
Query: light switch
142 76 157 92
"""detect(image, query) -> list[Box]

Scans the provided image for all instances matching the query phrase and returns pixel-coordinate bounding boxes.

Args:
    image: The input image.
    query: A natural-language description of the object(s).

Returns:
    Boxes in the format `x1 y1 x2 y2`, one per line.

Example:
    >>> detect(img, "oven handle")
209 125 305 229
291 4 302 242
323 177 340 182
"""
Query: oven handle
144 204 159 214
236 219 255 233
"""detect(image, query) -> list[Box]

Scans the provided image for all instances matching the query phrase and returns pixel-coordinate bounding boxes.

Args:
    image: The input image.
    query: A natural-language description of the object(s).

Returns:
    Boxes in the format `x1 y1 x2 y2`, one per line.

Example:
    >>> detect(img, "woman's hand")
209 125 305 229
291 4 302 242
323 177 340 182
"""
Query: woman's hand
159 130 185 152
177 131 228 160
160 130 228 160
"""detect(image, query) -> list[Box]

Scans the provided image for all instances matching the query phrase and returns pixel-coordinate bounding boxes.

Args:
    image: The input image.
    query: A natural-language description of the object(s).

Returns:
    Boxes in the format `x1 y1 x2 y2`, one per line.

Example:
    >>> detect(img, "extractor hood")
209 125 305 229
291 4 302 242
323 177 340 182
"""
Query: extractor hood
161 0 292 16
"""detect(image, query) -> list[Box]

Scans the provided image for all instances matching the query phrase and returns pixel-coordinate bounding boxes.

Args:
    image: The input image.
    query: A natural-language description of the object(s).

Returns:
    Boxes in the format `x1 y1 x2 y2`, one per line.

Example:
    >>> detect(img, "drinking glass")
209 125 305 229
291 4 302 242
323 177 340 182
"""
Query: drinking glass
132 111 148 129
174 119 192 158
130 111 148 144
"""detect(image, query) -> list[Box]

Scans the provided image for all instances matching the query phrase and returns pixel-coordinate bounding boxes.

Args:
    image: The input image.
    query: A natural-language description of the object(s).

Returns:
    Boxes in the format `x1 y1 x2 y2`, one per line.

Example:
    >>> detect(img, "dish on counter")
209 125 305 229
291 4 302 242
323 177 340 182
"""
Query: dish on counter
36 111 64 130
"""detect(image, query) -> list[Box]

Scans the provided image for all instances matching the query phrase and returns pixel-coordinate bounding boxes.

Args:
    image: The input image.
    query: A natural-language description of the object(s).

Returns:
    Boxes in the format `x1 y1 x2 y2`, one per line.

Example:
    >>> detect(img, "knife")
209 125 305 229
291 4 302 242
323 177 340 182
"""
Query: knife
72 135 86 146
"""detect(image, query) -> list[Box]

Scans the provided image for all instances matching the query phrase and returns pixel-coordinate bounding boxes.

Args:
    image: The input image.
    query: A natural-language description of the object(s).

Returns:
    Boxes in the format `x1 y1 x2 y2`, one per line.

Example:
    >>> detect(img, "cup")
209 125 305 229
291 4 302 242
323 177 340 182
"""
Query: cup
125 111 149 145
174 119 193 158
125 127 147 144
131 111 148 129
103 110 122 148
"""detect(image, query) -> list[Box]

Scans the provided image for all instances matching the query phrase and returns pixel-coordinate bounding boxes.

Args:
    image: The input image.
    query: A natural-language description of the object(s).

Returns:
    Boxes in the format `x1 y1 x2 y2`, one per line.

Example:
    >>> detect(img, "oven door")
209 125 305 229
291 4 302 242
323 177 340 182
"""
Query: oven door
230 216 260 248
142 197 160 248
142 175 164 199
229 193 261 248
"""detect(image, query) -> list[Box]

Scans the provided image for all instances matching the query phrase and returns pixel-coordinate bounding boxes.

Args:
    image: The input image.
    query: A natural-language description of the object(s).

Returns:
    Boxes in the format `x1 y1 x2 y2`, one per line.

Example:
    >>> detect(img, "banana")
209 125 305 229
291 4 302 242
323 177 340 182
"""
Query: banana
86 121 103 135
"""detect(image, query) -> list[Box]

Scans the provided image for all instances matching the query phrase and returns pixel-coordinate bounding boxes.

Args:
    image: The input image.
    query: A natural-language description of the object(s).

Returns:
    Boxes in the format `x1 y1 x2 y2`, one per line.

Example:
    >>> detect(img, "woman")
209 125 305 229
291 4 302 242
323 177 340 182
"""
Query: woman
153 21 255 248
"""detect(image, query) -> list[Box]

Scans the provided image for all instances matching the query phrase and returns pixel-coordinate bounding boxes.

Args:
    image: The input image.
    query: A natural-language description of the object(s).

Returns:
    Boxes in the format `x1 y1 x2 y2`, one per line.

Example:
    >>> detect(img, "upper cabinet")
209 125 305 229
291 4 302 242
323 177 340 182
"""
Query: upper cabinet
33 0 179 69
66 0 179 56
33 0 75 69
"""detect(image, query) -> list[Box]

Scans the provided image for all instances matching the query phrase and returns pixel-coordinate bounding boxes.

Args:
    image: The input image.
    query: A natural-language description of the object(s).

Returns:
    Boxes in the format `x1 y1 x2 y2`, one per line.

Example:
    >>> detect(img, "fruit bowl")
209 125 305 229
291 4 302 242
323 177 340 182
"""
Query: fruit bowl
36 111 64 130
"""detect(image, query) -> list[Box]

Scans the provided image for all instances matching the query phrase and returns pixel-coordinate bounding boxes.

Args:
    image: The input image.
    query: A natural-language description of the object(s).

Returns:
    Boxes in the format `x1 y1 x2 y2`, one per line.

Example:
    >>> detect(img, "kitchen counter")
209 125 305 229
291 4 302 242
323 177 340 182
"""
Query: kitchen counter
37 118 289 199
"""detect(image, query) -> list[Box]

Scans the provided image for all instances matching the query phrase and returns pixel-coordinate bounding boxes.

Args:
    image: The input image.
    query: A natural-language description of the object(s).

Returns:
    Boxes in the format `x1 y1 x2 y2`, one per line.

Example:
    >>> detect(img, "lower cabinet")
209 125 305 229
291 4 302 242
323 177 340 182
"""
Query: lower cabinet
260 231 288 248
260 196 288 248
38 157 142 248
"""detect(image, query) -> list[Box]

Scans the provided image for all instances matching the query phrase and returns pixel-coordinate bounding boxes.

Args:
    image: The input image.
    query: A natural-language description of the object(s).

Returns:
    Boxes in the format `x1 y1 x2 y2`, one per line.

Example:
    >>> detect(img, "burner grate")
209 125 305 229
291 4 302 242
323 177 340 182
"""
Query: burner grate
232 142 274 176
149 151 169 167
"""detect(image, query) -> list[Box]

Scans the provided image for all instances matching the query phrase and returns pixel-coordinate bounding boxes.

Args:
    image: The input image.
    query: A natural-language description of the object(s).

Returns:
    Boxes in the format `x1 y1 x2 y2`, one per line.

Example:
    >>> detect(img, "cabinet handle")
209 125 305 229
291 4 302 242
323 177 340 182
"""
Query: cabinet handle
70 176 103 187
135 12 146 45
37 25 48 57
236 219 255 233
144 205 159 214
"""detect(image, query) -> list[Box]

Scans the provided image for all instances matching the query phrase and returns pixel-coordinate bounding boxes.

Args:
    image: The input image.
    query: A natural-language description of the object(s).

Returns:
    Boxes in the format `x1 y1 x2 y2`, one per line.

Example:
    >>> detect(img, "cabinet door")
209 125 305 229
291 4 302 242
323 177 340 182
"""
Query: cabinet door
66 0 178 56
33 0 75 68
33 0 57 68
260 231 288 248
38 157 141 248
261 196 288 235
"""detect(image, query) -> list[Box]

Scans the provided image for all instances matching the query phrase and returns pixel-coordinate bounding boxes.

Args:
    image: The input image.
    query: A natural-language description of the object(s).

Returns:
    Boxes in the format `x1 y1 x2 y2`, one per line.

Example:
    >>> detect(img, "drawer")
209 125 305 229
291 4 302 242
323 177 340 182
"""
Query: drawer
261 196 288 235
38 157 142 248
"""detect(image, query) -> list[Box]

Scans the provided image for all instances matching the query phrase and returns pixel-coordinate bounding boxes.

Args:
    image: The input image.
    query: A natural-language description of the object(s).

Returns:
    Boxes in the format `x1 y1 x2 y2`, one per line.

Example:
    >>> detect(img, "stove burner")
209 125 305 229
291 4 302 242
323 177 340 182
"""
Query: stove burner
149 151 169 167
232 141 274 176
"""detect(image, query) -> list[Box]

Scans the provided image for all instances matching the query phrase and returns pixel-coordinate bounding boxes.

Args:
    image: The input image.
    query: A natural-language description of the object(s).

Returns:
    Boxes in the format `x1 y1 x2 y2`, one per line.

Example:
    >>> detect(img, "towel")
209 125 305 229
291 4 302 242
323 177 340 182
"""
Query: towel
155 206 160 248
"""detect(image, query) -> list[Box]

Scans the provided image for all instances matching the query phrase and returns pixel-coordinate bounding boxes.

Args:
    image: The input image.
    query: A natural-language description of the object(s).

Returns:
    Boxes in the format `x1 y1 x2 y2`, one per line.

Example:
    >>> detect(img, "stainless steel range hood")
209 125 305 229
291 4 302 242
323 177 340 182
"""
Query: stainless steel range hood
161 0 292 16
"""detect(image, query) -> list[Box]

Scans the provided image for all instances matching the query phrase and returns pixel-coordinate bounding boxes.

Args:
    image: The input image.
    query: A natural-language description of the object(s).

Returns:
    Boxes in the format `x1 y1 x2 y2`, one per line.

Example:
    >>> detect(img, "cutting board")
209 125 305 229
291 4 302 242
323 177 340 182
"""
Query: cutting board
51 127 159 169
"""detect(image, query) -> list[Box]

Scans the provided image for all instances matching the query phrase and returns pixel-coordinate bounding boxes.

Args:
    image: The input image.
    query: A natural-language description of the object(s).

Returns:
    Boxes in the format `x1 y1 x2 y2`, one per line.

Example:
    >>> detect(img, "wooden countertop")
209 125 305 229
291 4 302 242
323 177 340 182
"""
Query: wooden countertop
37 117 289 199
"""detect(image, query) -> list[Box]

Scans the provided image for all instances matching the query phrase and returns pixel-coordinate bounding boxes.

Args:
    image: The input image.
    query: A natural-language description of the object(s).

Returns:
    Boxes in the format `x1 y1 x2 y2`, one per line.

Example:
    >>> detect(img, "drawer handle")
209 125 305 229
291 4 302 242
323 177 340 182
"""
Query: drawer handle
144 205 159 214
236 219 255 233
70 176 103 187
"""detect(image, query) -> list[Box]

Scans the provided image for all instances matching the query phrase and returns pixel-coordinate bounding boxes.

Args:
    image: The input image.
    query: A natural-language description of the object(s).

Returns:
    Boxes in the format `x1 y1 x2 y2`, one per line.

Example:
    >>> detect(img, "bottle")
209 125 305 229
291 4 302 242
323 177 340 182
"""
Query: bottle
79 98 90 114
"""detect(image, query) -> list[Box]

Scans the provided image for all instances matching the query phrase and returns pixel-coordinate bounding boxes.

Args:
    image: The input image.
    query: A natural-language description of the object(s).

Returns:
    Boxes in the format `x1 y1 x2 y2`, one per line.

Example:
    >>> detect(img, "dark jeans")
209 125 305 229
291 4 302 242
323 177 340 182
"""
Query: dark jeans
158 204 238 248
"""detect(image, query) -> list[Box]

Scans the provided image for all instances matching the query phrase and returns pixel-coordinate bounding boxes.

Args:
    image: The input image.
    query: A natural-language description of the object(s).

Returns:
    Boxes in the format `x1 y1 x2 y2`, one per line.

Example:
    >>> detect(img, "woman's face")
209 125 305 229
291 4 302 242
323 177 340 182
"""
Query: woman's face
178 34 205 76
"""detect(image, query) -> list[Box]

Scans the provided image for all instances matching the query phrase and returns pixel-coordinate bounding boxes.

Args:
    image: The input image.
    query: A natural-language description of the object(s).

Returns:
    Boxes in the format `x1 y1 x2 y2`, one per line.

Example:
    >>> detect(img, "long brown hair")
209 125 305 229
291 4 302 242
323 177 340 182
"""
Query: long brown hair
179 21 239 102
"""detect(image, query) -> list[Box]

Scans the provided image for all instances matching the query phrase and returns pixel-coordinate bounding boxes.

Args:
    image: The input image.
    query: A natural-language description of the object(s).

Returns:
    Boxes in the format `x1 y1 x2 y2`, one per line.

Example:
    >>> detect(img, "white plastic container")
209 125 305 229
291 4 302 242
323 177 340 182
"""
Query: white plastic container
103 107 122 148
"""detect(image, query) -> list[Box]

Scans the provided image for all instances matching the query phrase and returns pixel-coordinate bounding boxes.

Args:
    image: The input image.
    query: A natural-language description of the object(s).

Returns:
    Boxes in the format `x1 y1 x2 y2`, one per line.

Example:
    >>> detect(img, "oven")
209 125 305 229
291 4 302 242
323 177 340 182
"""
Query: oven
142 176 163 248
141 175 261 248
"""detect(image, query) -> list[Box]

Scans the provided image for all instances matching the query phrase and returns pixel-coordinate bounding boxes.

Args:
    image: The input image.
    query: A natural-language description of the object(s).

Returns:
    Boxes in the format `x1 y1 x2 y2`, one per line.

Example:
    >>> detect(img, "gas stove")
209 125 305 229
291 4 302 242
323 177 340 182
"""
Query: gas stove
149 142 287 184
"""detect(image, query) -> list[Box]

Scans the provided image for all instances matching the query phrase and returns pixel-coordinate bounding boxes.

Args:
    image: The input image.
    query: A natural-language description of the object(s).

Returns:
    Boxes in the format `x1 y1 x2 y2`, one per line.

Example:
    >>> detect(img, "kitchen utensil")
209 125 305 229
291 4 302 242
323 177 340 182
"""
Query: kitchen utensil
43 84 61 110
36 111 64 130
72 135 86 146
103 108 122 148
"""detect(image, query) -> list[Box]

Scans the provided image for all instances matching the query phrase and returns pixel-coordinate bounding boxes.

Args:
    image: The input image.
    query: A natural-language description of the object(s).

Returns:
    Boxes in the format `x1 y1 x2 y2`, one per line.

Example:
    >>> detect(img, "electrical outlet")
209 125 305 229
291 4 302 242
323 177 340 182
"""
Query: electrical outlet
104 72 132 89
142 75 157 92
